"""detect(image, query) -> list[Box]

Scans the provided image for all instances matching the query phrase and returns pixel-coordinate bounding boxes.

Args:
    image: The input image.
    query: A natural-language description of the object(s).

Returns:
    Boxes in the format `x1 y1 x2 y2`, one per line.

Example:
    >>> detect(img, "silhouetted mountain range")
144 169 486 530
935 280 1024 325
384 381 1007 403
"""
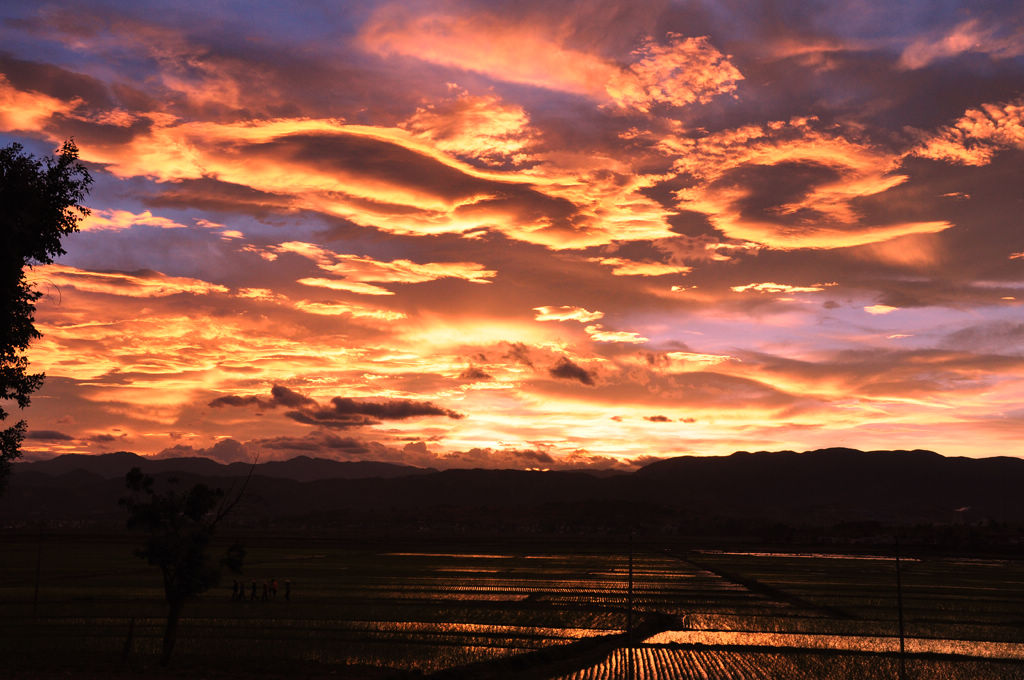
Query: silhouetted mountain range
4 448 1024 540
14 451 433 482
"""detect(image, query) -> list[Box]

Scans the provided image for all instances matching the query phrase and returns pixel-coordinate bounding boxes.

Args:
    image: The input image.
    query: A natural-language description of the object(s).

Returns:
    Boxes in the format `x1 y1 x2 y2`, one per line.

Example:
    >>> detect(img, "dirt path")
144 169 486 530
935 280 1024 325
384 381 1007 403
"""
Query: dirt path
668 551 857 620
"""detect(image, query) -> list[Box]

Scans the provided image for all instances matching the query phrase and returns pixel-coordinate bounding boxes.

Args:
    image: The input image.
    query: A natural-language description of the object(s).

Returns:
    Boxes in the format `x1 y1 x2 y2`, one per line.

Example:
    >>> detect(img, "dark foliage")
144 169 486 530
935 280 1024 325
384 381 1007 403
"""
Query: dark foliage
0 140 91 491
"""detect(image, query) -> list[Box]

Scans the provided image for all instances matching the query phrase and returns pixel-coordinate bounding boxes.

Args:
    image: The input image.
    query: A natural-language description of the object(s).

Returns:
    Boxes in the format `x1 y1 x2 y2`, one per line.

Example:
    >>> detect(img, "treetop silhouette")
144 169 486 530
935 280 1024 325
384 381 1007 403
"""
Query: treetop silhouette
0 140 91 492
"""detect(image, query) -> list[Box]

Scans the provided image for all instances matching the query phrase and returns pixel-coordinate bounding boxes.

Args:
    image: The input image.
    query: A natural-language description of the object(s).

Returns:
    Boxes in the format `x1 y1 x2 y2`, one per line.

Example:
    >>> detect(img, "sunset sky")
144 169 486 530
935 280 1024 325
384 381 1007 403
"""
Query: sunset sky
3 1 1023 469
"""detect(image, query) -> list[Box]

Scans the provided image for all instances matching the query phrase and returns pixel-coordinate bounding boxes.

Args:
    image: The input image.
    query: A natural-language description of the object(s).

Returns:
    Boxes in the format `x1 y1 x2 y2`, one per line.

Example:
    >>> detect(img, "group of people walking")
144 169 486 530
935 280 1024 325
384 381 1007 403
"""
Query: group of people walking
231 578 290 601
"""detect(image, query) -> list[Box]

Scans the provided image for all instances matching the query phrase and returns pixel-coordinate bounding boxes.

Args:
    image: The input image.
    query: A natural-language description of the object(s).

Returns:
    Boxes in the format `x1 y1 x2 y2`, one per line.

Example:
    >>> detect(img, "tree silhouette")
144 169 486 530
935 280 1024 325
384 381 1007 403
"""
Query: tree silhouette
0 140 91 492
120 467 247 665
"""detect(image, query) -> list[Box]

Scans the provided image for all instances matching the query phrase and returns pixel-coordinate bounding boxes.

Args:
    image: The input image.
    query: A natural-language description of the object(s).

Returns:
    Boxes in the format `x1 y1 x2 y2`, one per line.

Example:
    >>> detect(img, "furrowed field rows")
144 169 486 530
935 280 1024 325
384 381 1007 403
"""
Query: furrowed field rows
556 646 1024 680
669 612 1024 643
644 630 1024 660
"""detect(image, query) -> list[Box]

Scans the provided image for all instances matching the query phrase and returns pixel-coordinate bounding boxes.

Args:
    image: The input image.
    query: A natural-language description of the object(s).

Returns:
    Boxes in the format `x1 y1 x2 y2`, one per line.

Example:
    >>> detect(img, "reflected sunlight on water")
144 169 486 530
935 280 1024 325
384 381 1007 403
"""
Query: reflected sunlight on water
696 550 920 562
644 630 1024 660
383 553 515 558
327 620 623 638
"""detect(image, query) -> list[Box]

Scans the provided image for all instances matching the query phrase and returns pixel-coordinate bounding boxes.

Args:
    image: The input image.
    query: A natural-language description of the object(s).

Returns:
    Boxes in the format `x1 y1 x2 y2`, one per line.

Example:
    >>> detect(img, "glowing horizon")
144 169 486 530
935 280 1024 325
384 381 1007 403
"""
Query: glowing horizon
3 1 1023 469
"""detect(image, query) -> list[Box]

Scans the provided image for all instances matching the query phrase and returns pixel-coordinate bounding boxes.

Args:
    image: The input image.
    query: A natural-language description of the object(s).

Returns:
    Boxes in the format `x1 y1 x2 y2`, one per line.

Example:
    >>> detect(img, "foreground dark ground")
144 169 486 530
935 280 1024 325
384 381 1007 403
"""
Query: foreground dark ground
2 531 1022 679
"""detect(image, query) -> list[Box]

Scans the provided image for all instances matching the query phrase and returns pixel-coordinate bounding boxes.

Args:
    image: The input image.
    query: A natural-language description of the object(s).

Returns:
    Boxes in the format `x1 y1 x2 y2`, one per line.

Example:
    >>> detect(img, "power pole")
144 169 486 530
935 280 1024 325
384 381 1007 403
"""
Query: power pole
895 540 906 680
32 526 43 617
627 530 634 680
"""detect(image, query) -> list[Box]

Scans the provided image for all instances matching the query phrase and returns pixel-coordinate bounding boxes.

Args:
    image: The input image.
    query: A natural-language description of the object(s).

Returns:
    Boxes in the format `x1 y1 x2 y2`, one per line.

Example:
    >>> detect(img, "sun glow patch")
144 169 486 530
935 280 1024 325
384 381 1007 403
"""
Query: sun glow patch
864 304 898 315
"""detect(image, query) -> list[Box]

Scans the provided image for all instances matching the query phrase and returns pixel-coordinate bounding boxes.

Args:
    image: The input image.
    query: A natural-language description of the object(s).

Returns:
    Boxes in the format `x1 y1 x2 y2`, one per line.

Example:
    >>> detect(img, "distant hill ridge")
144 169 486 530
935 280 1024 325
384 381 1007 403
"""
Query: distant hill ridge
14 451 434 481
6 447 1024 529
16 446 1024 483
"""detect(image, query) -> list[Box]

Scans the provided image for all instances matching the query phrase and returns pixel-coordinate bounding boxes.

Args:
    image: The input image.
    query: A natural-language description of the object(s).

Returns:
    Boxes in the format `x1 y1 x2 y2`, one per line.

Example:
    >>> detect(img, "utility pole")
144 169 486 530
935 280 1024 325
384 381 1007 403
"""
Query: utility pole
895 539 906 680
627 530 634 680
32 526 43 617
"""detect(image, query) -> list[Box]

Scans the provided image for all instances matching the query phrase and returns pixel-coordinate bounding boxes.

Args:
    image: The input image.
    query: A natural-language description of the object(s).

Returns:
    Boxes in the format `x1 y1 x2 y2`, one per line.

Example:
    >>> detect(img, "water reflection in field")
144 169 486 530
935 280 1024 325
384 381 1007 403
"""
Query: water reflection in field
697 549 921 562
383 552 515 558
556 646 1024 680
644 630 1024 660
4 539 1024 677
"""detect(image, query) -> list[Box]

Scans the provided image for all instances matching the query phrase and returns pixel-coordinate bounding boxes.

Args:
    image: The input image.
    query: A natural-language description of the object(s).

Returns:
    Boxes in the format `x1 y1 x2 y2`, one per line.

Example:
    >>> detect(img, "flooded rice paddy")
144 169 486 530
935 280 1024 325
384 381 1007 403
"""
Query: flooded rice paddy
644 630 1024 660
2 536 1023 677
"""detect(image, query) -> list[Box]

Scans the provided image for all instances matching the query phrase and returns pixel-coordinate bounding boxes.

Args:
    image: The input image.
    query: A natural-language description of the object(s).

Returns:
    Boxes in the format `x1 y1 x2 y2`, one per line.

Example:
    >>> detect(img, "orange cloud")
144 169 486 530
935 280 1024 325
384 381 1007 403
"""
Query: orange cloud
914 99 1024 166
731 282 836 293
13 6 1024 465
731 349 1024 421
584 324 648 344
16 103 670 248
321 254 496 286
591 257 692 276
659 118 953 249
605 34 742 112
236 287 405 320
269 241 495 295
664 351 735 370
623 351 735 373
292 300 406 321
851 233 946 268
25 278 427 431
864 304 898 315
76 209 240 234
35 15 257 114
361 8 740 112
401 90 537 166
27 264 228 298
900 19 1024 69
361 8 615 98
79 117 517 209
526 164 676 247
79 209 187 231
533 306 604 323
0 75 81 131
297 277 397 296
0 61 680 250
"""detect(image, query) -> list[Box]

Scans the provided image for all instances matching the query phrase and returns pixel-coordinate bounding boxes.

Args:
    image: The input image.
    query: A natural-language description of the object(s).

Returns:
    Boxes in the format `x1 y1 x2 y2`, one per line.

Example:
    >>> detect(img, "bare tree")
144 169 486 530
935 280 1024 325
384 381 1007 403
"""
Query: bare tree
120 466 251 665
